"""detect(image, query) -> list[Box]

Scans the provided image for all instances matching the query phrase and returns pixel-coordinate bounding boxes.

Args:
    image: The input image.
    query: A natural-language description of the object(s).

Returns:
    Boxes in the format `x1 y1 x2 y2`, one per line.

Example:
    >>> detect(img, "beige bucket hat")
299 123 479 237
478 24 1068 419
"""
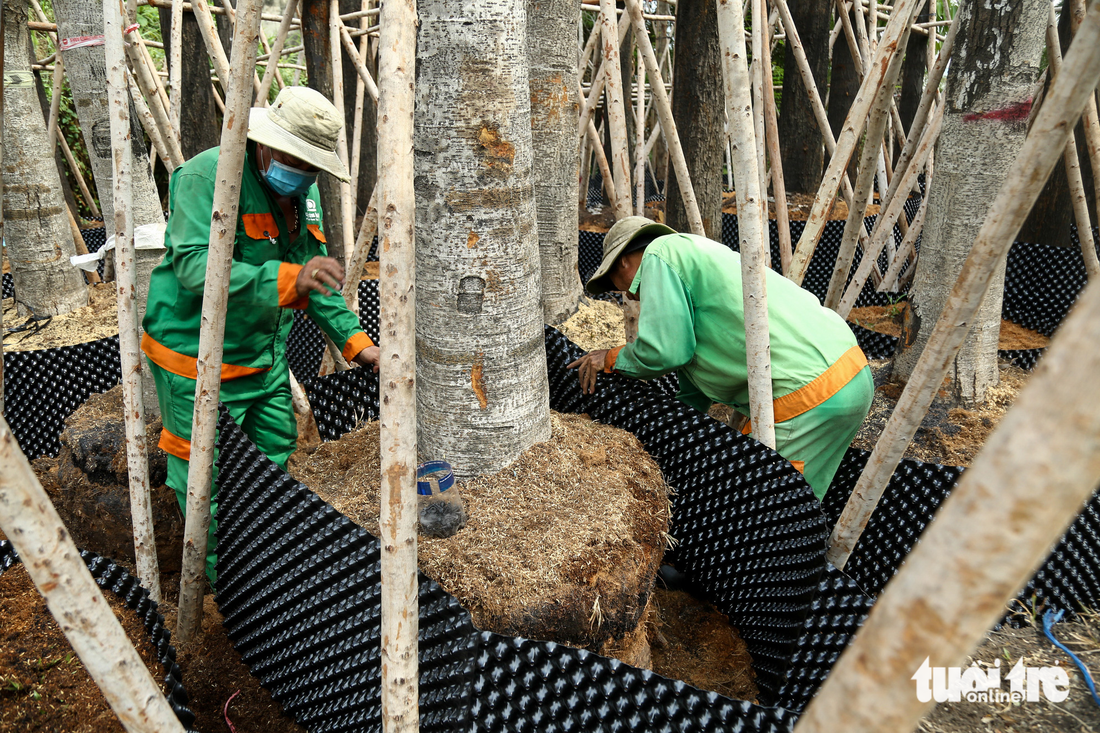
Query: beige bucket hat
247 87 351 182
585 216 676 295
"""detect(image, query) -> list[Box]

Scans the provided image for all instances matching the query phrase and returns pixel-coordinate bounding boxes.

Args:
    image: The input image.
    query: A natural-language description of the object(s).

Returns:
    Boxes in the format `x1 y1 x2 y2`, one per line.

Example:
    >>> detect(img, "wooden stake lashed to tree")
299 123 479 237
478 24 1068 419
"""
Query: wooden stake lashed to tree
599 0 633 219
786 0 923 286
376 0 418 728
625 0 704 236
827 9 1100 569
0 418 186 733
717 0 775 450
257 0 300 104
795 280 1100 733
175 0 263 647
1046 4 1100 279
105 0 160 603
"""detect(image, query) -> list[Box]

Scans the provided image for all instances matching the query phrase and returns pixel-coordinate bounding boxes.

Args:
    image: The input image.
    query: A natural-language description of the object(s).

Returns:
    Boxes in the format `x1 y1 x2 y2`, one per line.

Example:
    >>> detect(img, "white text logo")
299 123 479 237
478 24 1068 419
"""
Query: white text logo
912 657 1069 703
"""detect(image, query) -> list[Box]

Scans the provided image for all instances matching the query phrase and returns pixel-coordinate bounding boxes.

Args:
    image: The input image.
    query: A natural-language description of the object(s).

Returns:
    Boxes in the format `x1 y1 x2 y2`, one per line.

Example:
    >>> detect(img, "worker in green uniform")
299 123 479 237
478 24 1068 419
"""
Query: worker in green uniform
569 216 873 499
142 87 379 582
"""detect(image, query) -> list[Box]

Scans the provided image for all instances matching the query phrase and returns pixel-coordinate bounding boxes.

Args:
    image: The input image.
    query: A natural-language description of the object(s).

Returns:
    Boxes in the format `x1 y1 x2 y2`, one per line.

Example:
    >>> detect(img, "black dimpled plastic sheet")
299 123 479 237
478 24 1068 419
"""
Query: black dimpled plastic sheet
0 541 199 732
1003 231 1099 338
2 272 12 299
2 335 122 458
213 408 801 732
286 280 381 383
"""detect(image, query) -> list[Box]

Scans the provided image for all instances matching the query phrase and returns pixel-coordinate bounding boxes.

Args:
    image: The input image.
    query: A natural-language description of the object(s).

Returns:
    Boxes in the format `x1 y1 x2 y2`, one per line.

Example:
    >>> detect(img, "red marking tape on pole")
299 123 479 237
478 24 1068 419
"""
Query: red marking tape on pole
964 99 1033 123
59 35 104 50
124 23 140 34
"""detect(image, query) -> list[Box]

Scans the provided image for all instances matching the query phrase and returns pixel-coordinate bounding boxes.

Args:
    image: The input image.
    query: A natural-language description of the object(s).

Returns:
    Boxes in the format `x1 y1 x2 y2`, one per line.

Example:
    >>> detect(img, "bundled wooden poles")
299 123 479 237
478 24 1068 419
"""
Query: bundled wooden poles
175 0 263 647
375 0 419 729
828 7 1100 569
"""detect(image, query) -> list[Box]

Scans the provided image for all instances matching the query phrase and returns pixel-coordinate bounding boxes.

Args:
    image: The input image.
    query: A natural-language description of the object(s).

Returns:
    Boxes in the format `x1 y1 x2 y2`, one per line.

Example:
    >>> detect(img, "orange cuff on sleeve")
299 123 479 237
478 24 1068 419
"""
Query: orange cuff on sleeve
604 345 625 373
342 331 375 361
278 263 309 309
158 428 192 461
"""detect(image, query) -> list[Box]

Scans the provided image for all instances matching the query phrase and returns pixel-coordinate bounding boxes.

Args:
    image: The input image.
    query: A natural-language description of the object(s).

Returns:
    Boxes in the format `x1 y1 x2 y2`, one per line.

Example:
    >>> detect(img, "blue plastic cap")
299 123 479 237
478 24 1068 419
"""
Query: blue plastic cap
416 461 454 496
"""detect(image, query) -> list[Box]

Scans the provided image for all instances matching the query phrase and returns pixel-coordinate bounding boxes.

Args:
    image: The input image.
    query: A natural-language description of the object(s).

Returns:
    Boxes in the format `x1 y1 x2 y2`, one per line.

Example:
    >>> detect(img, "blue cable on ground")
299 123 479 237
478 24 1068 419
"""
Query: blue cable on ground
1042 608 1100 710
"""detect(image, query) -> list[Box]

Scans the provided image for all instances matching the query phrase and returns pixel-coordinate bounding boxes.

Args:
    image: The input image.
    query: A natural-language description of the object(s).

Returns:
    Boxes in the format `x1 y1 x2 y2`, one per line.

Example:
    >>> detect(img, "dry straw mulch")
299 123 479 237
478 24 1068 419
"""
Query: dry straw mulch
3 283 118 352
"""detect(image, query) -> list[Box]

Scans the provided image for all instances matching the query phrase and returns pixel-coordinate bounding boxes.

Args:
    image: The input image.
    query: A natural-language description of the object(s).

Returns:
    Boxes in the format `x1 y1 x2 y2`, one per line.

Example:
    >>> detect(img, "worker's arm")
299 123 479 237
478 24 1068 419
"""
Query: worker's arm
610 255 697 379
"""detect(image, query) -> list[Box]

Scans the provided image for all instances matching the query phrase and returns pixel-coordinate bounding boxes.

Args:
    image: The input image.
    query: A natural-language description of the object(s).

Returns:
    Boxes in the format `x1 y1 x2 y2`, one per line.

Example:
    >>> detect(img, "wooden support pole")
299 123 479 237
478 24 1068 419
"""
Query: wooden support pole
288 371 321 446
170 0 183 134
626 0 704 235
66 205 103 284
330 0 355 264
0 418 185 733
827 9 1100 569
175 0 263 647
583 112 620 213
823 24 910 310
1047 5 1100 279
46 53 63 148
347 8 370 216
717 0 775 449
346 186 379 316
1070 0 1100 270
189 0 232 92
578 13 629 142
124 26 186 170
837 101 941 317
796 281 1100 733
634 47 646 216
376 0 418 728
599 0 633 219
751 0 768 244
126 69 173 172
57 124 101 219
104 0 160 603
878 174 928 291
760 0 791 273
786 0 922 286
257 0 300 104
339 22 380 102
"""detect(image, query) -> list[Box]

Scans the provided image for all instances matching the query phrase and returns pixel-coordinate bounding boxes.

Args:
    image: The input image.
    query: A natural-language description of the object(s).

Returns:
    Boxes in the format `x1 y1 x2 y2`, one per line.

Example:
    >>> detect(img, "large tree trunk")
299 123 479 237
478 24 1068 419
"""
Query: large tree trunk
666 0 722 239
414 0 551 477
55 0 163 229
777 0 830 194
2 0 87 317
300 0 346 266
1016 6 1094 246
527 0 582 324
159 7 222 158
31 61 81 217
827 3 862 186
893 0 1047 405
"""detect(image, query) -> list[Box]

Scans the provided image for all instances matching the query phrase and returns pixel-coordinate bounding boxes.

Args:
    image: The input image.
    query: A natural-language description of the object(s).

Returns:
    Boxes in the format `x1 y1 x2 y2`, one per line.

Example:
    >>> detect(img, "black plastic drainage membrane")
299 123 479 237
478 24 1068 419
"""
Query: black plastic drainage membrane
0 540 199 732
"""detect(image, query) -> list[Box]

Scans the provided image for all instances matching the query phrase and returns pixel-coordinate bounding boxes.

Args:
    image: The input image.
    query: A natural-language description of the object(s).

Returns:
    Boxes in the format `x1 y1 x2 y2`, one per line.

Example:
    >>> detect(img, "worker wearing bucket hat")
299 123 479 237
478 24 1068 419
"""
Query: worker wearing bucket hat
568 216 874 499
142 86 379 583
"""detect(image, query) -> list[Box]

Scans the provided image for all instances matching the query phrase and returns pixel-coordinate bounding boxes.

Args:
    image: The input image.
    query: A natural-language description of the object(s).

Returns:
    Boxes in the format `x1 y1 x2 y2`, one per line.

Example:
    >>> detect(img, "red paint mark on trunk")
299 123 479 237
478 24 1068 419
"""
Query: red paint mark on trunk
964 100 1032 123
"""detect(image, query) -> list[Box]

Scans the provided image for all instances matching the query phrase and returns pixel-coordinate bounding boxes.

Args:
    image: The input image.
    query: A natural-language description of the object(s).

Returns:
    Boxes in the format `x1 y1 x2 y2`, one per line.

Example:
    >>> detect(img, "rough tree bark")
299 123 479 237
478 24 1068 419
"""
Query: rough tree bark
2 0 87 317
55 0 163 229
414 0 551 478
896 0 929 152
893 0 1047 405
527 0 582 324
159 7 222 158
827 2 862 186
667 0 723 240
777 0 830 193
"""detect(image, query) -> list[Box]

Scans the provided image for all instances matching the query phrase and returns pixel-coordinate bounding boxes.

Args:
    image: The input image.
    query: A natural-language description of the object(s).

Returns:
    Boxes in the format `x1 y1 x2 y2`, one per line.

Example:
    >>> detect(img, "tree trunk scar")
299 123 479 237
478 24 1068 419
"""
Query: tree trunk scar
466 230 480 248
471 352 488 410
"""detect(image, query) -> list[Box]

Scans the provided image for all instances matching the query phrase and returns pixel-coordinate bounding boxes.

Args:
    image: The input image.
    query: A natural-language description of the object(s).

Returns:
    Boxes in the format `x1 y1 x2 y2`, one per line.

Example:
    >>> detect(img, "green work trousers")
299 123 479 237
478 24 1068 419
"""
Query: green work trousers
148 358 297 584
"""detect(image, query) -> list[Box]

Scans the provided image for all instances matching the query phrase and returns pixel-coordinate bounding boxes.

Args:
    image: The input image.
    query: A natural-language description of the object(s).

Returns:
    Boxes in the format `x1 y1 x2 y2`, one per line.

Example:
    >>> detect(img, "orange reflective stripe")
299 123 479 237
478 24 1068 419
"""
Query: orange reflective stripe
306 223 326 243
243 212 279 240
278 262 308 309
771 346 868 423
604 345 625 373
790 460 805 474
158 428 192 461
141 332 269 382
342 331 375 361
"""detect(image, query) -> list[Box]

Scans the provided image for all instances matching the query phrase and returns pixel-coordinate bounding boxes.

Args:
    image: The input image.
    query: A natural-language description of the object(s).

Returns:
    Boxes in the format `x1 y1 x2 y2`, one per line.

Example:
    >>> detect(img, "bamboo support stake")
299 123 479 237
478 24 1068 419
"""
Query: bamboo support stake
345 187 379 317
256 0 299 104
579 9 603 82
215 0 263 96
170 0 182 134
823 25 910 310
190 0 232 91
330 0 355 264
347 13 368 213
827 10 1100 569
1070 0 1100 263
879 177 928 291
578 13 629 140
626 0 704 235
58 128 102 219
1047 5 1100 278
288 372 321 446
125 28 185 169
796 283 1100 733
104 0 160 603
786 0 923 286
376 0 418 728
175 0 263 647
0 418 185 733
126 69 173 172
46 54 63 147
750 0 767 226
578 79 622 214
599 0 633 219
634 49 646 216
837 102 942 317
339 22 379 102
717 0 775 449
760 0 791 273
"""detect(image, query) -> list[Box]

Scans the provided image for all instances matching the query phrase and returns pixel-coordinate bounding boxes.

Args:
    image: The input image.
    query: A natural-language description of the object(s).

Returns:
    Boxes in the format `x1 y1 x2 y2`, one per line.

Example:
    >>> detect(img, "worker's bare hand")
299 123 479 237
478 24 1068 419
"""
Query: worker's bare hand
352 345 380 373
567 349 611 395
297 256 345 298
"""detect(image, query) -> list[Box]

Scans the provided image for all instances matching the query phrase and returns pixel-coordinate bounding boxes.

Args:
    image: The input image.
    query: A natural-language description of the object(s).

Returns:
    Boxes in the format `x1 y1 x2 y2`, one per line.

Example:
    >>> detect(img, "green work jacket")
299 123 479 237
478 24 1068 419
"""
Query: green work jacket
142 143 372 380
610 233 865 420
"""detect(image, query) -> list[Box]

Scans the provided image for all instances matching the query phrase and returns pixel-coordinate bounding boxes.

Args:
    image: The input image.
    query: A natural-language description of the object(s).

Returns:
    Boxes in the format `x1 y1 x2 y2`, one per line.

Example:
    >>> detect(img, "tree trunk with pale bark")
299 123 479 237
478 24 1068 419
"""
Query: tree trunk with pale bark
414 0 551 477
159 7 222 158
2 0 87 317
893 0 1047 405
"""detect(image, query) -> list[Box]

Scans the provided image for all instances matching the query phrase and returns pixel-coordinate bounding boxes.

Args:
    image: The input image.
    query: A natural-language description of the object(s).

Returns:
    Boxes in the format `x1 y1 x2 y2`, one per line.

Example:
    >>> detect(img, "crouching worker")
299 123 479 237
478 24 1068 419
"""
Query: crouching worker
142 87 380 583
568 216 873 499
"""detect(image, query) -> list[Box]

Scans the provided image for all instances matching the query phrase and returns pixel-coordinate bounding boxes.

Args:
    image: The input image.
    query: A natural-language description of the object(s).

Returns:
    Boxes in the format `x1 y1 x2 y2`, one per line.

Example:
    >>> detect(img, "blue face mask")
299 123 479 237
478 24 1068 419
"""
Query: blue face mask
260 153 319 197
